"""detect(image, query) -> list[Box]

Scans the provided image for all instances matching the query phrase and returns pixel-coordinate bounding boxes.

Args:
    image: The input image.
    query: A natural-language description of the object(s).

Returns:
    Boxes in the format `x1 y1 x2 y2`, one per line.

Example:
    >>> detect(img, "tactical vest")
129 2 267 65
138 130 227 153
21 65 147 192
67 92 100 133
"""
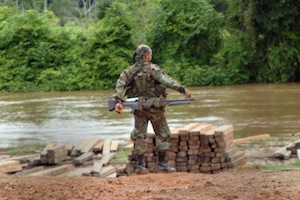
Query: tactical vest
125 63 166 99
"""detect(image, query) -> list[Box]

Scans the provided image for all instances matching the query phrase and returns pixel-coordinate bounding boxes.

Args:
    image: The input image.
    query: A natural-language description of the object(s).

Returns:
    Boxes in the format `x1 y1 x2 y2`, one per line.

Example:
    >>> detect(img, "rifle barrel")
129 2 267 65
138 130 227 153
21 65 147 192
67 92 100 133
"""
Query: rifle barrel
108 98 195 111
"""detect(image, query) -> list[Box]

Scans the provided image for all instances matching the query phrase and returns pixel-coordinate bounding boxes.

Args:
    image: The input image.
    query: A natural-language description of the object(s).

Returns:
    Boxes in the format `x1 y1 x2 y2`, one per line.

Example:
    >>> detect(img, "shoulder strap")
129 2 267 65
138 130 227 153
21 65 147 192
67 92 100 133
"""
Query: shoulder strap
125 63 144 87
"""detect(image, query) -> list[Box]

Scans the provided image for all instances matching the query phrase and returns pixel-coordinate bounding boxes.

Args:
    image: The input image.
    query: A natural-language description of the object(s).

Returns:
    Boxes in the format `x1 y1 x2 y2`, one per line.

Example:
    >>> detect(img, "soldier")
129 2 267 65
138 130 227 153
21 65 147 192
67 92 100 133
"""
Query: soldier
113 44 192 174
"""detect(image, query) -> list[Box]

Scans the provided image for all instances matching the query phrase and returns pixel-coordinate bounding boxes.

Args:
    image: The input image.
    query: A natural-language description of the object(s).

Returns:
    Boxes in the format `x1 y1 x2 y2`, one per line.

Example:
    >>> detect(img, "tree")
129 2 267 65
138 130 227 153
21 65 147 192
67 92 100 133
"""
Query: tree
0 10 54 91
49 0 76 26
89 1 135 88
147 0 223 83
225 0 300 83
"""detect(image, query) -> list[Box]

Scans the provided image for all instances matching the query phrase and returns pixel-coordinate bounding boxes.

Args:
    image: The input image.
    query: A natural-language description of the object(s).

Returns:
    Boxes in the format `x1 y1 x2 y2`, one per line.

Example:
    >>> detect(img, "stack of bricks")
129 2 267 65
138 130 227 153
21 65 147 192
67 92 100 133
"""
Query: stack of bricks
144 133 156 171
40 143 68 165
127 122 246 174
167 128 180 170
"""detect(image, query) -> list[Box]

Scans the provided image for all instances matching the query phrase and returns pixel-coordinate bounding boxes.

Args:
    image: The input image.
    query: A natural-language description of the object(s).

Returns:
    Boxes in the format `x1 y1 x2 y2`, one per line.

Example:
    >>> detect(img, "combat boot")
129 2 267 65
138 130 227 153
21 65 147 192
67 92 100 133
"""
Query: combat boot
157 152 176 172
135 154 149 174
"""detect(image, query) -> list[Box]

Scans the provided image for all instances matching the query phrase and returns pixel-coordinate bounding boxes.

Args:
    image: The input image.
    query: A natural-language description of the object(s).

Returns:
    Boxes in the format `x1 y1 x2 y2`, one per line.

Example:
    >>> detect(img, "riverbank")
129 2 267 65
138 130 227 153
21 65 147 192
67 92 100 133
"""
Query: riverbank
1 136 300 199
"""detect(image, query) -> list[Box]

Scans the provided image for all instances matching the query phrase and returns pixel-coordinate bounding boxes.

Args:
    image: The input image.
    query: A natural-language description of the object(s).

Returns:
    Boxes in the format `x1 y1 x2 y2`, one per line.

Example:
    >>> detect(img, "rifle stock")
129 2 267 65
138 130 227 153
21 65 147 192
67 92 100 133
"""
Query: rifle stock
108 97 195 113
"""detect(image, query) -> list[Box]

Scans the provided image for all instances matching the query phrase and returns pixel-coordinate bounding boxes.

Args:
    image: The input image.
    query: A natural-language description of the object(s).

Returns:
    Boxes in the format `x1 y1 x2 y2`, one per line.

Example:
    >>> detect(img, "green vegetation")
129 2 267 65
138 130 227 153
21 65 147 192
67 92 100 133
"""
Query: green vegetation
112 145 133 164
5 141 45 156
0 0 300 92
260 160 300 172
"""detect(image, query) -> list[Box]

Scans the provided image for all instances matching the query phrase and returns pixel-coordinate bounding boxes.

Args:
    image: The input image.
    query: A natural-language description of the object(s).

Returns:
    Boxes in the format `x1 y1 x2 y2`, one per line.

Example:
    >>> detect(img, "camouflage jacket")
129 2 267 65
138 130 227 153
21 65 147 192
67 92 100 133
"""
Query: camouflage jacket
113 61 185 103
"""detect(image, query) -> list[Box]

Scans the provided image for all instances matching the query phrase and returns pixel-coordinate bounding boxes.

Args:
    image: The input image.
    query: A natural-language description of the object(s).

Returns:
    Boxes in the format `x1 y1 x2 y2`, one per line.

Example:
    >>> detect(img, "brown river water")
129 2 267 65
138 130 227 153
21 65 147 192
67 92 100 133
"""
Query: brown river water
0 83 300 148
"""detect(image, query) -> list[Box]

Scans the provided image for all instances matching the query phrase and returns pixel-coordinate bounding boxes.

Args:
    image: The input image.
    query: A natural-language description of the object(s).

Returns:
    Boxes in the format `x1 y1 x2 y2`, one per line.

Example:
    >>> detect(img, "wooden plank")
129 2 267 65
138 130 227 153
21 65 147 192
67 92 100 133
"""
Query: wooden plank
106 172 117 178
233 134 271 145
274 147 292 160
227 151 246 163
73 152 94 164
75 139 90 155
41 141 58 157
110 140 119 152
123 143 134 149
47 145 67 157
81 136 101 153
91 161 103 174
170 128 180 139
179 122 201 136
0 154 40 162
287 140 300 151
48 155 68 164
232 155 247 166
190 124 212 136
29 164 74 176
0 160 22 173
99 166 116 178
93 140 104 152
102 139 112 155
70 145 78 157
67 166 93 177
14 166 45 177
215 125 234 142
65 142 74 155
100 153 115 166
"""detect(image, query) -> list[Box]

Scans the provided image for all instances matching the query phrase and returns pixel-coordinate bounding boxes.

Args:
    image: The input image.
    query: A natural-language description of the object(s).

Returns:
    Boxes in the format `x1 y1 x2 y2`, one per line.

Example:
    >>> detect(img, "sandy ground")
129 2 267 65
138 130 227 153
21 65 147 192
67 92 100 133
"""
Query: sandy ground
1 138 300 200
0 168 300 200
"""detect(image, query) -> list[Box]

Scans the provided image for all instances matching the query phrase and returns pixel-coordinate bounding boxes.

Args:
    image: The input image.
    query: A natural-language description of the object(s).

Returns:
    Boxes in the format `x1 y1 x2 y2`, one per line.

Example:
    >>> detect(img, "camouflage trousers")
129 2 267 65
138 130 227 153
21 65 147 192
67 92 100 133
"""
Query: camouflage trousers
131 107 171 155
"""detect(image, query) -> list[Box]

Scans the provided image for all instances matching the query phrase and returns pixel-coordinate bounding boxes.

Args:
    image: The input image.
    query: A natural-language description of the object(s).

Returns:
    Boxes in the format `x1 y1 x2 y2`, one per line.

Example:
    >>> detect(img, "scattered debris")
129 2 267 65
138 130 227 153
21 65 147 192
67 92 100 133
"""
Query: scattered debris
3 123 284 178
0 137 122 178
274 139 300 160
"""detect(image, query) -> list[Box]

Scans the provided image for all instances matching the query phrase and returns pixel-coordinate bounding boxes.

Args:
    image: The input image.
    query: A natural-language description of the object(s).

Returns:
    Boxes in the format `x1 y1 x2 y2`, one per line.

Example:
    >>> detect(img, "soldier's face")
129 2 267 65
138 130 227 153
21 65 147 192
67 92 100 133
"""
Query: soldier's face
145 52 152 62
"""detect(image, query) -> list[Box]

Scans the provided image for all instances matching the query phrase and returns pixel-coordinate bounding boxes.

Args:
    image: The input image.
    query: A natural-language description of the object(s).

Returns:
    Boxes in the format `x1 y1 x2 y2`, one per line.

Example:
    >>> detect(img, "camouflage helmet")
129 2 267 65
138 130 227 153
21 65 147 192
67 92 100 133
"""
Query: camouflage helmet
132 44 152 62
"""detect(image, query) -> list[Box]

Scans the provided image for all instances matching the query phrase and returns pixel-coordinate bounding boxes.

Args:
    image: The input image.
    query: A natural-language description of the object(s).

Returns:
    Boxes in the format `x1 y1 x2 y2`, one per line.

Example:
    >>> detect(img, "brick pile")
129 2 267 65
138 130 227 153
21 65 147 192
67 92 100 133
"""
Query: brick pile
126 123 246 174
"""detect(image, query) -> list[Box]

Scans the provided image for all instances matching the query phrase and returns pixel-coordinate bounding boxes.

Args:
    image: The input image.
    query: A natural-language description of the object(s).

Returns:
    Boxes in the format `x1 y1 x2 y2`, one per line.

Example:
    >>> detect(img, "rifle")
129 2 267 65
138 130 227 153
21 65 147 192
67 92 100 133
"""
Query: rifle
108 97 195 113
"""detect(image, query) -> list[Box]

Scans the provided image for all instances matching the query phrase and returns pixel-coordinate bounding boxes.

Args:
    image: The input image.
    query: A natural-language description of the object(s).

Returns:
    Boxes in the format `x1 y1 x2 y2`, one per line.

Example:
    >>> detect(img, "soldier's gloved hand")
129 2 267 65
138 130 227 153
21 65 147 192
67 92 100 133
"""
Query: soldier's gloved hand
115 103 123 114
184 88 192 99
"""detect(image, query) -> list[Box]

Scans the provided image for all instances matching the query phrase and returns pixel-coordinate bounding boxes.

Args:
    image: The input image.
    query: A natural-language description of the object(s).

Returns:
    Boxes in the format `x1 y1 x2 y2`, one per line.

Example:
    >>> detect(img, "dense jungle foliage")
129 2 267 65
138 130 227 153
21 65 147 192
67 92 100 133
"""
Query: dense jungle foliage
0 0 300 92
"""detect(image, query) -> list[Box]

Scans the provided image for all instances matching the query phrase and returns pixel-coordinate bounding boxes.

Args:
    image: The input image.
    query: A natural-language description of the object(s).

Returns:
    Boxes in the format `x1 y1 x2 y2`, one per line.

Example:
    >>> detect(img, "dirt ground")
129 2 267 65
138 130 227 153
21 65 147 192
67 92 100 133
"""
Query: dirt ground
1 138 300 200
1 168 300 200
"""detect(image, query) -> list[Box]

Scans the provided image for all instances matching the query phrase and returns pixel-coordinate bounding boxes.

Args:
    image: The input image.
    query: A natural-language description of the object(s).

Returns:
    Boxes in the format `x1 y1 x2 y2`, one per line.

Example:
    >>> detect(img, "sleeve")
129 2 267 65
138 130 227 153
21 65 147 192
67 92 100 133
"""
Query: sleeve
113 70 129 103
150 64 185 94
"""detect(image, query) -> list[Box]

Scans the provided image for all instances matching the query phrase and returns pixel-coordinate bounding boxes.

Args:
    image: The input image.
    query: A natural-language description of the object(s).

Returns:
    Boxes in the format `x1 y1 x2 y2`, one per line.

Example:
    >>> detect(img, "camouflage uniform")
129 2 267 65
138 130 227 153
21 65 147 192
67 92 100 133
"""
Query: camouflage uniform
113 45 185 155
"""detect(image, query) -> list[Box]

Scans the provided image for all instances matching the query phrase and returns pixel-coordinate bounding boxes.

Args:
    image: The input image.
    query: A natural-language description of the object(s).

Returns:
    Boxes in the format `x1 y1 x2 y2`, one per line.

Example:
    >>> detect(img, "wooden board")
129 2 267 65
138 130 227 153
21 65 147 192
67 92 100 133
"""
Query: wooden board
29 164 74 176
100 166 116 178
233 134 271 145
47 145 67 157
100 153 115 166
14 166 45 177
73 152 94 164
0 154 40 162
123 143 134 149
93 140 104 152
274 147 292 160
179 122 201 136
170 128 180 139
102 139 112 155
41 141 58 157
81 136 101 153
110 140 119 152
67 166 93 177
190 124 212 136
75 139 90 155
91 161 103 174
65 142 74 155
0 160 22 173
